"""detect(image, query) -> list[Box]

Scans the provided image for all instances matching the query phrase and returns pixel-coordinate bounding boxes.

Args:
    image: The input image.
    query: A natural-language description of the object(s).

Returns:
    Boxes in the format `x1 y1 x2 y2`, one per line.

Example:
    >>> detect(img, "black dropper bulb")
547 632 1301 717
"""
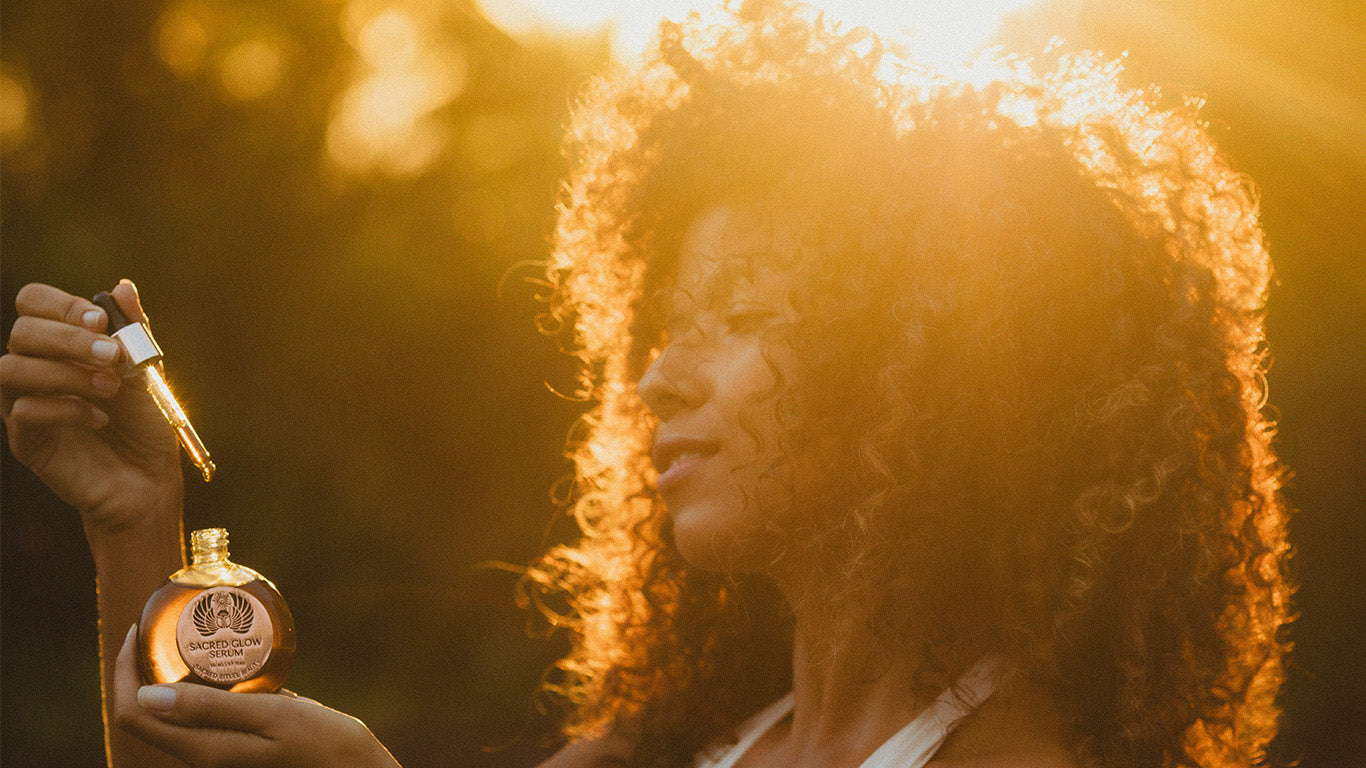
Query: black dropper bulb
92 292 131 332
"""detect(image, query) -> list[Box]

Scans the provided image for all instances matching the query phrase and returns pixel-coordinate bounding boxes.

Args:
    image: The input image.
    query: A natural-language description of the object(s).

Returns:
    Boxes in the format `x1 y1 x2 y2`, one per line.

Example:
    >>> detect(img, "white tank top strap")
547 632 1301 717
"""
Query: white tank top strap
858 655 1003 768
694 656 1003 768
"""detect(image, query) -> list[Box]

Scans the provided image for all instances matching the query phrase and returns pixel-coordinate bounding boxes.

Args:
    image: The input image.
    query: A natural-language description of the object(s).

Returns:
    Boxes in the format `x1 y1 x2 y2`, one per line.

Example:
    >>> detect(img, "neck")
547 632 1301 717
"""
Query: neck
762 585 984 768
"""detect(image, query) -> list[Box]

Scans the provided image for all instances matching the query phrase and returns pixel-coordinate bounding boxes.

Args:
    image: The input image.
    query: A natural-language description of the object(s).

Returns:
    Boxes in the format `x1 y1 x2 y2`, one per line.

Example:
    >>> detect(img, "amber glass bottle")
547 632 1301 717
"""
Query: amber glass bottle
138 528 295 692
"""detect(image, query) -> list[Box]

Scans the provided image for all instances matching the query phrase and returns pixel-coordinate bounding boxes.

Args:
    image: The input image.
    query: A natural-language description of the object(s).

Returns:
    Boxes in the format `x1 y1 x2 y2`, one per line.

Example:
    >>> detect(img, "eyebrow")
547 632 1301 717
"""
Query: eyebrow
656 244 785 331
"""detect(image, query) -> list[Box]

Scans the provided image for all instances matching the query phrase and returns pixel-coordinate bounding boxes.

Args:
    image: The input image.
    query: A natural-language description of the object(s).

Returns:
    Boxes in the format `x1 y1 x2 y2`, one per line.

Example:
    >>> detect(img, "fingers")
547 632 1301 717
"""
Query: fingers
1 351 121 395
3 281 135 418
7 283 122 371
5 396 109 430
10 278 146 339
14 282 108 329
114 626 275 767
6 315 123 364
114 623 398 768
0 355 121 420
113 624 144 718
138 683 296 734
114 624 294 735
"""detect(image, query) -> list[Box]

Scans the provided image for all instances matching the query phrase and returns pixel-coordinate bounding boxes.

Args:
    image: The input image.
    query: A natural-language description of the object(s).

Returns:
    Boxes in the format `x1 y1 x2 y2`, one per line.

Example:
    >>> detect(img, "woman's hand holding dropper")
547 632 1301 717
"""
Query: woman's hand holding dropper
2 280 183 533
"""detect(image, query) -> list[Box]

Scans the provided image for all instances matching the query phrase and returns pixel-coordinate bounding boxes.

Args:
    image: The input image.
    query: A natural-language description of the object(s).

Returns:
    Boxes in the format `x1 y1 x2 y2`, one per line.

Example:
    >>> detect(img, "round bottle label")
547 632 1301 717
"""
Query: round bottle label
175 586 274 684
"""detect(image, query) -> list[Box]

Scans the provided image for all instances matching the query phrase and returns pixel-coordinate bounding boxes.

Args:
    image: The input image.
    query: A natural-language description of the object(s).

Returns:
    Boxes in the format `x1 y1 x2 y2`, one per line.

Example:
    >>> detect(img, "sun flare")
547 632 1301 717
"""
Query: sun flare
472 0 1042 67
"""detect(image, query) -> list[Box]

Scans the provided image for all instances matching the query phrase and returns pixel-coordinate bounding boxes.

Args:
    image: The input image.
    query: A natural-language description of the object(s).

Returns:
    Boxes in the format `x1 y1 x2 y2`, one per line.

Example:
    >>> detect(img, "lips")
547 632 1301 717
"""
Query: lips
651 435 719 493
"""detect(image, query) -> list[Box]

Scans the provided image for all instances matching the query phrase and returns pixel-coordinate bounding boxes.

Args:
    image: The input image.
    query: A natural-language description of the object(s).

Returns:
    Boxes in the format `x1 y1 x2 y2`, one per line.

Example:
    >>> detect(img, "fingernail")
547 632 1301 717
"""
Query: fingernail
91 339 119 363
82 309 104 329
92 372 120 395
138 685 176 712
88 407 110 429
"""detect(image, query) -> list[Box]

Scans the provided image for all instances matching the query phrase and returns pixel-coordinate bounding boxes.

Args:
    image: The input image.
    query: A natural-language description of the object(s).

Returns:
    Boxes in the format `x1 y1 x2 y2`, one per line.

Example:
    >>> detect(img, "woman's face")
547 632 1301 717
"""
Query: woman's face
638 204 800 572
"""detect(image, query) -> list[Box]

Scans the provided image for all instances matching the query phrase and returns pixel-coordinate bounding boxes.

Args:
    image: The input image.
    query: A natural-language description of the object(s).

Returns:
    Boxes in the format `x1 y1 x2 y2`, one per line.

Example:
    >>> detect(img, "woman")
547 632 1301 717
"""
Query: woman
0 2 1291 766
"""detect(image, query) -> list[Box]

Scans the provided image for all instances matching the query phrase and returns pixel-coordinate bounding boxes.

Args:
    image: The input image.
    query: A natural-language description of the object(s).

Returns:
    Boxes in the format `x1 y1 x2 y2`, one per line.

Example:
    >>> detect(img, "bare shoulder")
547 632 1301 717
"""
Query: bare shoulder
535 722 637 768
926 679 1081 768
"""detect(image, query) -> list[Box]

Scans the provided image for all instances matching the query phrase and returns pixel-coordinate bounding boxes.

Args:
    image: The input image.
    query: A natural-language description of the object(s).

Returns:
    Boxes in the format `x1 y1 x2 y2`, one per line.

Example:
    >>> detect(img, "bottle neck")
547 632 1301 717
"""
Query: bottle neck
189 528 232 566
192 549 230 565
173 528 261 587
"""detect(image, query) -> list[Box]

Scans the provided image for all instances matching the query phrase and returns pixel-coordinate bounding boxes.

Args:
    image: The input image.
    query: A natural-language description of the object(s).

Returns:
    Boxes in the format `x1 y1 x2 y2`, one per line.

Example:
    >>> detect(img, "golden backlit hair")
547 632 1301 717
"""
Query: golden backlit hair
522 2 1292 766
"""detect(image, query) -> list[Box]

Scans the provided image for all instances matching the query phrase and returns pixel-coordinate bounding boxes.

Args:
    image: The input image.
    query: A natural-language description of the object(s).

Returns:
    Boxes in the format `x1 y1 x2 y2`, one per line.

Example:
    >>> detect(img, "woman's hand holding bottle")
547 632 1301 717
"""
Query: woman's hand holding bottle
112 627 402 768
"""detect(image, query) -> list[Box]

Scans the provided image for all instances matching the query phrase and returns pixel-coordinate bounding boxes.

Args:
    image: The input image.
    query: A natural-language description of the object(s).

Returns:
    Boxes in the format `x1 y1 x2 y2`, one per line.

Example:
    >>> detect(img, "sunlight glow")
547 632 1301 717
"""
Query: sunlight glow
327 2 468 176
473 0 1042 67
218 38 285 101
155 3 211 79
357 9 422 68
472 0 618 38
0 66 32 151
823 0 1040 68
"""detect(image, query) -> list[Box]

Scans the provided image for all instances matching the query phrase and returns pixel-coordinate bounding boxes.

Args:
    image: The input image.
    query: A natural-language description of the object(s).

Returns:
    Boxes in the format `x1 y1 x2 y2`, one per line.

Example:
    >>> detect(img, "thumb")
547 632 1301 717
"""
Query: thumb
110 278 149 326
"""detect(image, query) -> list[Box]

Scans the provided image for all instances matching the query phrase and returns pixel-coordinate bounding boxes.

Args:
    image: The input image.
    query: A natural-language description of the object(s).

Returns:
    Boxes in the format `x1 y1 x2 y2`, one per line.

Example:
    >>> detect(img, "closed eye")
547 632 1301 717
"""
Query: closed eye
724 307 777 335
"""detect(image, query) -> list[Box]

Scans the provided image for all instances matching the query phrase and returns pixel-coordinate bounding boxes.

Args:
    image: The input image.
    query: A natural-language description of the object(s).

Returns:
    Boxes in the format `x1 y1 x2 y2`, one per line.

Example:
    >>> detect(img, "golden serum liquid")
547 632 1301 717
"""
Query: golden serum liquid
138 528 295 692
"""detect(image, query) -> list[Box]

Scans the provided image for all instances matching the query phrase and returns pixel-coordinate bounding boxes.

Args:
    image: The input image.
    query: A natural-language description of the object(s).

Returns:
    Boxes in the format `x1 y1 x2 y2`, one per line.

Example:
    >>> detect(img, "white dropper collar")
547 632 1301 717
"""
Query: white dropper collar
92 292 164 375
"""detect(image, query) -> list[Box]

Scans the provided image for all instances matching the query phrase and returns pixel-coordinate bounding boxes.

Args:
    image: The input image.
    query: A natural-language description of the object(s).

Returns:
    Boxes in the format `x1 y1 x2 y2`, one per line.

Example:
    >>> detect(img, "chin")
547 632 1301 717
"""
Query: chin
667 505 772 574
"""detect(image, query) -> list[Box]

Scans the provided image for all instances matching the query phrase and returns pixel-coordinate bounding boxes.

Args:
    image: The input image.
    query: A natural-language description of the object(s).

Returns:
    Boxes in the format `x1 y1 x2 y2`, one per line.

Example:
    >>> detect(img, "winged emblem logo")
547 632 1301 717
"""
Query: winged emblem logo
192 590 255 636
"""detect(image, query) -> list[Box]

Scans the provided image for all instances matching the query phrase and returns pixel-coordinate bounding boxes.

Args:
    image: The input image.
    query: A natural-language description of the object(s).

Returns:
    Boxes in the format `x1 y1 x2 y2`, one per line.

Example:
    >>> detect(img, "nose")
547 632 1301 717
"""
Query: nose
638 341 709 421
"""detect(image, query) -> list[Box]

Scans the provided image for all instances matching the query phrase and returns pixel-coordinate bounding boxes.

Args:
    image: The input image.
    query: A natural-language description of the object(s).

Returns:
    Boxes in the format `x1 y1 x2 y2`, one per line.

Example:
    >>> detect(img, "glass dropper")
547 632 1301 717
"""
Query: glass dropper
92 291 216 481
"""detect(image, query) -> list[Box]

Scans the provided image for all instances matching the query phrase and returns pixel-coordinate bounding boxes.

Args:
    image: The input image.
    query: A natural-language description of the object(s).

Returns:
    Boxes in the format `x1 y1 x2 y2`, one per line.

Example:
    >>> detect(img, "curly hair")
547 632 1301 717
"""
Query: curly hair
520 2 1292 766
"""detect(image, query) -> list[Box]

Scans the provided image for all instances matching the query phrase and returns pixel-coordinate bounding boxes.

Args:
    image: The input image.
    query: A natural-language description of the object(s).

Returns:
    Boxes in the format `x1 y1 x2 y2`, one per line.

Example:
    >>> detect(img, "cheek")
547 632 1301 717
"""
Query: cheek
734 352 801 464
668 493 789 575
716 345 788 421
723 409 799 538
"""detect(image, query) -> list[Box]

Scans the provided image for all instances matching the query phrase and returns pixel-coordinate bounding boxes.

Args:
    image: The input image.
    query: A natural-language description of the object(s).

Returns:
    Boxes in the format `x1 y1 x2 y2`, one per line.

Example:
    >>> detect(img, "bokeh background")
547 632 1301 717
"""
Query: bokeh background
2 0 1362 765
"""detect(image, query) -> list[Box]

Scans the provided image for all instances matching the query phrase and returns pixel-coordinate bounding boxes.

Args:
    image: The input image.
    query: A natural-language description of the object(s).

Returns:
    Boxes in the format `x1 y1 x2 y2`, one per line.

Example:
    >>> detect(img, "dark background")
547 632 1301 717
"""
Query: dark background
2 0 1362 765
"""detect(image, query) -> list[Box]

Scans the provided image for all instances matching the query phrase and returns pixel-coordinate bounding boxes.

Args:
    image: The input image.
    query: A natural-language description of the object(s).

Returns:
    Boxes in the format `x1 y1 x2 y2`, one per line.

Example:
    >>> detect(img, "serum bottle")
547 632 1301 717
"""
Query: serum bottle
138 528 295 692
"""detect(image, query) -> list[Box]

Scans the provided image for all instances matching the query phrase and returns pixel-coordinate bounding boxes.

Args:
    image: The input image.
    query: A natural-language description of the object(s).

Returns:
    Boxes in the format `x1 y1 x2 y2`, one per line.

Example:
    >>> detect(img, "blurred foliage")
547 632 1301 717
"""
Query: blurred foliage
1 0 1362 766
